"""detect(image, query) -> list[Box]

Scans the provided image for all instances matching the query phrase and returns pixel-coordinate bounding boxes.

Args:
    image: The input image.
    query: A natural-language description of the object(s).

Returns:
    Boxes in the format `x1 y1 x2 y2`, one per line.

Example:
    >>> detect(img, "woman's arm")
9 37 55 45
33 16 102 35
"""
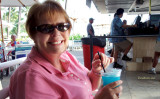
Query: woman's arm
88 70 102 90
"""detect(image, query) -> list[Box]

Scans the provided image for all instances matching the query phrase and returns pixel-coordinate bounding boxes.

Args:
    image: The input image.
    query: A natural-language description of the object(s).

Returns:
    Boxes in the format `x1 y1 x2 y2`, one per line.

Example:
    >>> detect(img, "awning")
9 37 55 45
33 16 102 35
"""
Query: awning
0 0 37 7
93 0 160 14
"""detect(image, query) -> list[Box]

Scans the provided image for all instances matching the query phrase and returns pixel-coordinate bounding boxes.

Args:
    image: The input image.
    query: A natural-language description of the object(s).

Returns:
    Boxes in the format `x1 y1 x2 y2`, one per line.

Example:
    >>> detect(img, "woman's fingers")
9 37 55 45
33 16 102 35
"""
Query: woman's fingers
95 80 123 99
92 59 102 71
92 52 115 71
113 86 123 97
110 57 114 63
99 53 113 68
93 53 100 60
105 80 123 89
101 80 123 98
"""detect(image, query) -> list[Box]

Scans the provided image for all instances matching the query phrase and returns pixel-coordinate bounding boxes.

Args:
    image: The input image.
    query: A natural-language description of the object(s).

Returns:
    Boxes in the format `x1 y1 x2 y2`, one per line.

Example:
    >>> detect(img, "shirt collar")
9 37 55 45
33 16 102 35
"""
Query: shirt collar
28 47 70 75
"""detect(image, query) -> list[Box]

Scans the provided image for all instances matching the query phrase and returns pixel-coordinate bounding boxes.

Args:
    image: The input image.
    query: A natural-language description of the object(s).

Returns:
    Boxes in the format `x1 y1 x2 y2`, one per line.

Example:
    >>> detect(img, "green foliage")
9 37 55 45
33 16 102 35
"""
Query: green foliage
69 34 82 40
2 7 30 36
16 36 29 42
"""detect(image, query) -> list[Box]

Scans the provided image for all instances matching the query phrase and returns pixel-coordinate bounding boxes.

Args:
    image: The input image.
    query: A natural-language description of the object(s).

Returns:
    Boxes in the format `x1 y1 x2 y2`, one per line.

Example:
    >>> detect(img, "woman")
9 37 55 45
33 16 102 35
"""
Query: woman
9 1 122 99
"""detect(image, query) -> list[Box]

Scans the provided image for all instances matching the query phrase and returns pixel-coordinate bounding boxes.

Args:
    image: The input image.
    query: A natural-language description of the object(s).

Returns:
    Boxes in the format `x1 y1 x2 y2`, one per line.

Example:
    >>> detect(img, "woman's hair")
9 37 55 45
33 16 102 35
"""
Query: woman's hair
25 0 72 40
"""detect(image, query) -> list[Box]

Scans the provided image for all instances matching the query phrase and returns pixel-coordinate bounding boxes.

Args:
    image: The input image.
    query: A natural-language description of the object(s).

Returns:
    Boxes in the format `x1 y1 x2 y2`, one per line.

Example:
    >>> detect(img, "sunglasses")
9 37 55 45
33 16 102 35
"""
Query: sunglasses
35 23 71 34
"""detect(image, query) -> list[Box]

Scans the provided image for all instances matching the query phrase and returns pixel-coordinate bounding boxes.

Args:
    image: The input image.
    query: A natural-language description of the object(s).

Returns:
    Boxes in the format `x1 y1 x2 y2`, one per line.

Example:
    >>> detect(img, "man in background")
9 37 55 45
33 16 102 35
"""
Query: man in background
87 18 95 37
110 8 137 69
148 34 160 74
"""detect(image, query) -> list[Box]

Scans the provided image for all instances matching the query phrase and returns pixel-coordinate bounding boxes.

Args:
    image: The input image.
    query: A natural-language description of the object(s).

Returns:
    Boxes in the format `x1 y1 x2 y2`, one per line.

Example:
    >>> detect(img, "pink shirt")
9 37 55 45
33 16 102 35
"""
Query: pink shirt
9 47 94 99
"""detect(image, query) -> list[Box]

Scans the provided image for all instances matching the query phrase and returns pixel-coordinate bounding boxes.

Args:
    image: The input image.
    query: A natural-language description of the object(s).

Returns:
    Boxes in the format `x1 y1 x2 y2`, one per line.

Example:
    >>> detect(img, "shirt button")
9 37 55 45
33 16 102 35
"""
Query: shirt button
77 78 80 81
88 89 90 92
70 74 73 77
84 82 87 85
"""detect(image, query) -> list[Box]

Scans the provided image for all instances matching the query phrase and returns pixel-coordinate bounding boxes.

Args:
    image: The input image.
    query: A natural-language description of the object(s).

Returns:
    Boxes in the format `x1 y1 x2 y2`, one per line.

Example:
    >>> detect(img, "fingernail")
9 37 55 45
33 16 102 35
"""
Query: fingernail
120 80 123 83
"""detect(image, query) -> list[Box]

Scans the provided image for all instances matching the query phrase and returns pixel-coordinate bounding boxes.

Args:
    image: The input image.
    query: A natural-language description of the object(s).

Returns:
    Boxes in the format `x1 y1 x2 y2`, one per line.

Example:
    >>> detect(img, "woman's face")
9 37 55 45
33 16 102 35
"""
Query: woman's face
33 15 70 56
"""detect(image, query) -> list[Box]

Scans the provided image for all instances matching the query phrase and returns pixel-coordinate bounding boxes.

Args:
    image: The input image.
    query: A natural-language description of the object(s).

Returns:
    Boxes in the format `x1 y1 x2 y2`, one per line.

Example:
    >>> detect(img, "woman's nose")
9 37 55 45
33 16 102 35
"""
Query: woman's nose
50 28 61 37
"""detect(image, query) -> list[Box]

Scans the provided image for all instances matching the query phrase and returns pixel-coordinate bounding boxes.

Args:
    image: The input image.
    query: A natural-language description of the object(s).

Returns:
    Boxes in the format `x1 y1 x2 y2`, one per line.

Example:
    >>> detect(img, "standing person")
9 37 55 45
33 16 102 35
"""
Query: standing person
9 1 123 99
110 8 137 69
87 18 95 37
148 36 160 74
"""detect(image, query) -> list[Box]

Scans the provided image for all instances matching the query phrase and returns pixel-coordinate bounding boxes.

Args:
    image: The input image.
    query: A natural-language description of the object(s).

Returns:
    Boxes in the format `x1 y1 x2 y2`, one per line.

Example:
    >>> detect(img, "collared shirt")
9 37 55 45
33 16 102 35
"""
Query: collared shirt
9 47 93 99
87 23 95 36
109 16 126 43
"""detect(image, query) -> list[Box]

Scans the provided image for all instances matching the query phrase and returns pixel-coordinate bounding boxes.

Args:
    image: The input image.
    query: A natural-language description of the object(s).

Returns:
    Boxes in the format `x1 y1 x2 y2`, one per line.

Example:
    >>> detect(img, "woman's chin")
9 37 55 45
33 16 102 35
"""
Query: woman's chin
49 48 66 55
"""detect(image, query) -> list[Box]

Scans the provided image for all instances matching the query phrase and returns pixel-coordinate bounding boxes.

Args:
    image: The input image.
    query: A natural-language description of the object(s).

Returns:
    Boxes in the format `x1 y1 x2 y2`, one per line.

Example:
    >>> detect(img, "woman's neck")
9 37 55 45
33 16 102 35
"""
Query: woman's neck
35 47 66 72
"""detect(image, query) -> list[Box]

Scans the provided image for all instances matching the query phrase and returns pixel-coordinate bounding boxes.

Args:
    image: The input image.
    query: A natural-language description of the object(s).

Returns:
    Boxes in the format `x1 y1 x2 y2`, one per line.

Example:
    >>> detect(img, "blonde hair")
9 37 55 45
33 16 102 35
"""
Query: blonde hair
25 0 72 40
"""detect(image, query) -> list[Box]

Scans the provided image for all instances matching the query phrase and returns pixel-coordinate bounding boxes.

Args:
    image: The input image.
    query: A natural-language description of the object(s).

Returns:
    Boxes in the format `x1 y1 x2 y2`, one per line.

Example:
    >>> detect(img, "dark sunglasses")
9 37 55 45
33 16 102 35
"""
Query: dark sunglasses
35 23 71 34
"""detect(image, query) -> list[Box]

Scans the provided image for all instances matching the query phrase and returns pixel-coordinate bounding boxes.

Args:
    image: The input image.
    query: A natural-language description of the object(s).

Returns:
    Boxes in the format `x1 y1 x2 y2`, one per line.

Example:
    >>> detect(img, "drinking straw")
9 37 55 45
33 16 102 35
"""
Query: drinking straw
97 51 106 72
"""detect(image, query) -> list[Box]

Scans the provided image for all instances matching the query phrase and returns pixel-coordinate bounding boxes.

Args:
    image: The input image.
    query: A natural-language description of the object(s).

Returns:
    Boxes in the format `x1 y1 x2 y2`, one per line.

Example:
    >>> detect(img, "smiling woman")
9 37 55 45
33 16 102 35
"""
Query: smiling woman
8 0 122 99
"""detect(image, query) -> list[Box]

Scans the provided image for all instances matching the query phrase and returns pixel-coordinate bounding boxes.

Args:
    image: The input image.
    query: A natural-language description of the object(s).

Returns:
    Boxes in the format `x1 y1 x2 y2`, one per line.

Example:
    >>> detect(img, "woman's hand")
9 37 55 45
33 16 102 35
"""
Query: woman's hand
91 52 114 74
88 52 114 90
94 80 123 99
0 87 9 99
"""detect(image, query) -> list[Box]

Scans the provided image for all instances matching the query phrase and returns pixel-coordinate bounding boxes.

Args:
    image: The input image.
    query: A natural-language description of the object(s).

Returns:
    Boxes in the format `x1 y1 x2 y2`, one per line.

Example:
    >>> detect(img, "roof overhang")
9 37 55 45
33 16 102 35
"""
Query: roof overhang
93 0 160 14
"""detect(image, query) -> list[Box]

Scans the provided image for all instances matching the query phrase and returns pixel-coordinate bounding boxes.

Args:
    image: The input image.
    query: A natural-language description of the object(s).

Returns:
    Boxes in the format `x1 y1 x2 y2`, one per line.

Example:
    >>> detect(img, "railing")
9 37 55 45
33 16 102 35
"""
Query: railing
0 57 26 70
68 40 82 50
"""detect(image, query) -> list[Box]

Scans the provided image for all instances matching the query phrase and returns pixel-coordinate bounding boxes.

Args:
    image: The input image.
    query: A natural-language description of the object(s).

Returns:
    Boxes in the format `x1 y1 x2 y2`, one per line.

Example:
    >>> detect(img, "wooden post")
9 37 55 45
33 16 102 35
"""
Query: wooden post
17 7 22 37
0 0 4 43
65 0 68 10
149 0 151 15
7 7 11 38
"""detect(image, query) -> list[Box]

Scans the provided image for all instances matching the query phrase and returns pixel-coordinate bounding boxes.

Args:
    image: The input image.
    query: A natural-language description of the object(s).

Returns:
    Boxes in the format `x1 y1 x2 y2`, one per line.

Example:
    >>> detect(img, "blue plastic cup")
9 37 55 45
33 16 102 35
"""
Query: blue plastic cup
102 68 122 86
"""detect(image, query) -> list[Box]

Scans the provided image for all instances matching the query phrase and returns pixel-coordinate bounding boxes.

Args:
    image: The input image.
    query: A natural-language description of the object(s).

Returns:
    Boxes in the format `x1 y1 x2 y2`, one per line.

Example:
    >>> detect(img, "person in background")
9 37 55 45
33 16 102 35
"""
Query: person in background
5 34 19 76
9 1 123 99
6 34 18 47
110 8 137 69
87 18 95 37
6 34 20 60
148 35 160 74
108 13 118 57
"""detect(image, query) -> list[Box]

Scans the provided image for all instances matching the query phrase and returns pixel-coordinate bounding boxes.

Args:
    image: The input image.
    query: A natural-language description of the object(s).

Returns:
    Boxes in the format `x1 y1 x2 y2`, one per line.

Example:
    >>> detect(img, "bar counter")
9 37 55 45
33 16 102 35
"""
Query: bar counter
91 34 160 71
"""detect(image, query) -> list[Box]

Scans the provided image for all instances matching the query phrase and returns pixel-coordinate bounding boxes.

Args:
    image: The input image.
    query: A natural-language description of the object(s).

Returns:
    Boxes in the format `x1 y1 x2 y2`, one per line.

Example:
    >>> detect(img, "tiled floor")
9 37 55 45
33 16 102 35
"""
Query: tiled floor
120 71 160 99
1 50 160 99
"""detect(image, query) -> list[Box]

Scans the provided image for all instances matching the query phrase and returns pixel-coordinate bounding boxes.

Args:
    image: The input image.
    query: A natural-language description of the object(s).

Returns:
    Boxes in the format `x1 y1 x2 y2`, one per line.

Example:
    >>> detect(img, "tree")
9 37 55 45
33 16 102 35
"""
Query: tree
2 7 30 39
